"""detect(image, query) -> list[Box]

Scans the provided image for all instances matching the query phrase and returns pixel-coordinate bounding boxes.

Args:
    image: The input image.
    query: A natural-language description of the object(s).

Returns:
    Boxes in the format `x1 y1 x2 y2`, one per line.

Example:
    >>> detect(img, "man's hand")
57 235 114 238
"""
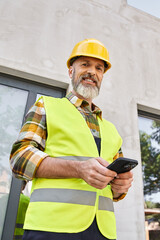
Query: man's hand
78 157 117 189
110 171 133 198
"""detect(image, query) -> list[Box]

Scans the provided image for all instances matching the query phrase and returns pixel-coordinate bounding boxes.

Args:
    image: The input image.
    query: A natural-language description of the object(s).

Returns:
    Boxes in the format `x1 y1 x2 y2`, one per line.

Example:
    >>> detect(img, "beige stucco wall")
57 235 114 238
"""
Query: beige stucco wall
0 0 160 239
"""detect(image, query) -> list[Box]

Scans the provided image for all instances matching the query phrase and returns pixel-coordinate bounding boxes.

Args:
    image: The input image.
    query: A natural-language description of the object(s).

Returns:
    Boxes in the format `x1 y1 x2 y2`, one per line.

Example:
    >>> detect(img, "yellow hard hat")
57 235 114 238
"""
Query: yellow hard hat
67 38 111 73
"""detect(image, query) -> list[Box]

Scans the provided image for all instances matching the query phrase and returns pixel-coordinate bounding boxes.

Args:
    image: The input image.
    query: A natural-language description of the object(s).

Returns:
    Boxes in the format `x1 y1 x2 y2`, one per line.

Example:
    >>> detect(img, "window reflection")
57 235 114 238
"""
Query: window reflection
138 116 160 240
0 84 28 238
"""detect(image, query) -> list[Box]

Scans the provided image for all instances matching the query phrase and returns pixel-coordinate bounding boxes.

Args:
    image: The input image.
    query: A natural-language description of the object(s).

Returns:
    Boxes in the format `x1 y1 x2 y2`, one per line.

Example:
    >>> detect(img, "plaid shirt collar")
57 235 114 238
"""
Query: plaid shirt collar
66 91 102 119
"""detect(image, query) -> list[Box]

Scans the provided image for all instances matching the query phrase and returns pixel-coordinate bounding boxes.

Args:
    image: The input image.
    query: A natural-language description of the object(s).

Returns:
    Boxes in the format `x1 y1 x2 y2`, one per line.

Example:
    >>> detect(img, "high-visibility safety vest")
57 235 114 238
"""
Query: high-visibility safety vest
13 194 30 240
24 96 122 239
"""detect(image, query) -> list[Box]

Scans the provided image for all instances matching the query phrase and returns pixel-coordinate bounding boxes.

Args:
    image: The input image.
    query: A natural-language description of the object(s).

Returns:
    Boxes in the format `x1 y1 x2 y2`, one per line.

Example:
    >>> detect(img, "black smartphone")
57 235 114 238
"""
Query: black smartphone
107 157 138 174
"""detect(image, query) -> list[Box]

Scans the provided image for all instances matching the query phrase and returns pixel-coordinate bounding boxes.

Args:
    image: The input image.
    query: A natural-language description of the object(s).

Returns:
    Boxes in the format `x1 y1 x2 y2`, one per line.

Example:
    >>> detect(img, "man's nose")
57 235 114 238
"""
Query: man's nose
87 66 96 75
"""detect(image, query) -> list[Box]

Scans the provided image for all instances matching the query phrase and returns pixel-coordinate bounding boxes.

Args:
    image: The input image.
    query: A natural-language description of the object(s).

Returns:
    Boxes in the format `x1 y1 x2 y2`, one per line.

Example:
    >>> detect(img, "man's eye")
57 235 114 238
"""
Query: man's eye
82 63 87 66
97 67 103 71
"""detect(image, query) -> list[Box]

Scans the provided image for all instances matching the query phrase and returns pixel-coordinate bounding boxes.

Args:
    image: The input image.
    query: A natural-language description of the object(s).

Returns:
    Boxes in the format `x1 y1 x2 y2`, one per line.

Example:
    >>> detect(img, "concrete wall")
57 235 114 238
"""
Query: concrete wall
0 0 160 239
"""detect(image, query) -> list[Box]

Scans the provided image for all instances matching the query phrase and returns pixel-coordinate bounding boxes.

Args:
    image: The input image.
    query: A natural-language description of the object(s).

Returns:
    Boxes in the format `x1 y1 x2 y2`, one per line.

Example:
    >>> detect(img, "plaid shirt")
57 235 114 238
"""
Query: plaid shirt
10 91 123 182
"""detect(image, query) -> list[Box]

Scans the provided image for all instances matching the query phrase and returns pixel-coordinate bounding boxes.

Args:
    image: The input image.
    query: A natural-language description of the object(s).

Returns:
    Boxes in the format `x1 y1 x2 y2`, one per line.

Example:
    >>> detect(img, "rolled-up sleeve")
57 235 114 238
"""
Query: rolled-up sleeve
9 98 48 181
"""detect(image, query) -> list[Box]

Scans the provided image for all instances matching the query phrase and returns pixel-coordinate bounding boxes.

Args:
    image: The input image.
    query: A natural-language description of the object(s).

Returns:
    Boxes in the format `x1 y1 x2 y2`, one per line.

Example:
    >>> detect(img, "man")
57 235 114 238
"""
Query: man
10 39 133 240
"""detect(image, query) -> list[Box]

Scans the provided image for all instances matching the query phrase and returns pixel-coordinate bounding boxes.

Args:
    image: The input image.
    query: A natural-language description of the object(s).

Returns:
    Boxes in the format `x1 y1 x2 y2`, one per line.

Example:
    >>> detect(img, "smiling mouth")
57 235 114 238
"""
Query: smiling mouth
82 78 97 85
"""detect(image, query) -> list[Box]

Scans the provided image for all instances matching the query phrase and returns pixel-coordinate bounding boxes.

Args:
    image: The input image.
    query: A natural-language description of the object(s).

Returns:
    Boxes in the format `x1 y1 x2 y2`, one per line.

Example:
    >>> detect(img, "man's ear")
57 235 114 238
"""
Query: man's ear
68 66 74 79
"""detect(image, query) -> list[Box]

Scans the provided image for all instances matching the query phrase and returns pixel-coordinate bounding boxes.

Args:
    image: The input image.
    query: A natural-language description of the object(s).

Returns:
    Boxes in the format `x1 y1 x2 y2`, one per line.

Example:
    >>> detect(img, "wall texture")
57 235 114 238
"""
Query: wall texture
0 0 160 239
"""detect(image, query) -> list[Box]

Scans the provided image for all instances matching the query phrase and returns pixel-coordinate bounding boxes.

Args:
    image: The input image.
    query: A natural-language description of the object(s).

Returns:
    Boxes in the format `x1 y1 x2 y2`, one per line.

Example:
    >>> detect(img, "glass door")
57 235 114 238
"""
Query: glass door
0 85 28 238
0 73 66 240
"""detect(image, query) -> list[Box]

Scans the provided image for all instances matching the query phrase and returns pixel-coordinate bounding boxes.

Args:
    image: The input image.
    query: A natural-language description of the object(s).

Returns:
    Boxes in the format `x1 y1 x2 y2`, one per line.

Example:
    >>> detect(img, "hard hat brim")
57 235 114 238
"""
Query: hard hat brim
67 54 111 73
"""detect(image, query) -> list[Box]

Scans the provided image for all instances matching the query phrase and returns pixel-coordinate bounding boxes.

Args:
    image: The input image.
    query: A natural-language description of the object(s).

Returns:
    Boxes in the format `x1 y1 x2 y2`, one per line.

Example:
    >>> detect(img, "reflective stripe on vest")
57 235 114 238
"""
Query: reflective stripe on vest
98 196 114 212
30 188 114 212
30 188 96 206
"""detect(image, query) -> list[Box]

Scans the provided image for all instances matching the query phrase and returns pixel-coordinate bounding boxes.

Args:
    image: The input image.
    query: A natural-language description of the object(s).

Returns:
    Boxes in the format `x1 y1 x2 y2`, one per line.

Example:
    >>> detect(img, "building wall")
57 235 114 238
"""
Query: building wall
0 0 160 239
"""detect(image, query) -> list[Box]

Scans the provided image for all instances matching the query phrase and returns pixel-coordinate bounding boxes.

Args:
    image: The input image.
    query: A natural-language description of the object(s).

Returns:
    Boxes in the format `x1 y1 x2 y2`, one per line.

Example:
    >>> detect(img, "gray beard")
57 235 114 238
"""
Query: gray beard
75 82 99 99
72 72 100 100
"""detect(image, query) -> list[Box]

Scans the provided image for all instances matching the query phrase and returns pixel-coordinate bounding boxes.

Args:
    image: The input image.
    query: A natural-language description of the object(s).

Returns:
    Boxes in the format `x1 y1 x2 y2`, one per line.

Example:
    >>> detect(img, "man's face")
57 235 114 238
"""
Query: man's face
69 56 104 100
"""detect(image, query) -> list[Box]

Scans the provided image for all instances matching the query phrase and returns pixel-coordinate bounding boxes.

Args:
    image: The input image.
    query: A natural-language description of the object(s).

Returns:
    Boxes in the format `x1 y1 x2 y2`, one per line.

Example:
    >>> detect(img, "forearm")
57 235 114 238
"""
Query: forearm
35 157 117 190
35 156 81 179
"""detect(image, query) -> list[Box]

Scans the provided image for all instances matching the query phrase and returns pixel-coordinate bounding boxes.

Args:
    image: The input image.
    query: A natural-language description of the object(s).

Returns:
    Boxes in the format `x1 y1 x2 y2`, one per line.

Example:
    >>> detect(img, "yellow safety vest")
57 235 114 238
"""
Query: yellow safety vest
24 96 122 239
13 194 30 240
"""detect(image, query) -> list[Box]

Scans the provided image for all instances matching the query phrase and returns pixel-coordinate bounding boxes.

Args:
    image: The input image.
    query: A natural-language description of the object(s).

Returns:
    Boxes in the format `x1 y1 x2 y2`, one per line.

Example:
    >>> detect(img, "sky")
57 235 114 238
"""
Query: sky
127 0 160 19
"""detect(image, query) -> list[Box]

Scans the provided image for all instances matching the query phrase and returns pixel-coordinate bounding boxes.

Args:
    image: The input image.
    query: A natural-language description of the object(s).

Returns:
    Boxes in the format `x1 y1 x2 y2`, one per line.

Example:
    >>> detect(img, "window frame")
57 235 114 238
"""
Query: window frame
138 108 160 240
138 109 160 122
0 73 66 240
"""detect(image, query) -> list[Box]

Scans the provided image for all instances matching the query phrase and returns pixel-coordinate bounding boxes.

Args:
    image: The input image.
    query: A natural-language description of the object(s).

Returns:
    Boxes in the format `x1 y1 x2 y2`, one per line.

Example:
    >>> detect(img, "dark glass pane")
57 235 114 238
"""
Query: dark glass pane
138 116 160 240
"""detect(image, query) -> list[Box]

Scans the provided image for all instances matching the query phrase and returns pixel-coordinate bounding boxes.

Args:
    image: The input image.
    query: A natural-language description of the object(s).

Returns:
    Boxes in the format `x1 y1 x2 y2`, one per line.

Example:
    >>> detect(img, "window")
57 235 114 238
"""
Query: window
0 85 28 239
138 110 160 240
0 73 66 240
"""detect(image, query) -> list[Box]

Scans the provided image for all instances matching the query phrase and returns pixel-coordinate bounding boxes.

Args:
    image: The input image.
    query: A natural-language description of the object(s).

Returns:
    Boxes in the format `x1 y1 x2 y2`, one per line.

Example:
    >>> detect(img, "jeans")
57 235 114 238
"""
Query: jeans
22 218 114 240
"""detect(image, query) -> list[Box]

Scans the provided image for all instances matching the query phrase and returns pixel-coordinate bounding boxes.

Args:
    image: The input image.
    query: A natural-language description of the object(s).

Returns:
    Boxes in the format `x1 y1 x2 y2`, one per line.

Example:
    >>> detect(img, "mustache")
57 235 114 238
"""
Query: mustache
78 73 98 84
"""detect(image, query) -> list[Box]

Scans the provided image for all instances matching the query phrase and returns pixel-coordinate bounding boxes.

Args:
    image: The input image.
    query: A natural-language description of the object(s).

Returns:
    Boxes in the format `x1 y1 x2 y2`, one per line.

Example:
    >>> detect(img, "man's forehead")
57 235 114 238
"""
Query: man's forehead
76 56 104 66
